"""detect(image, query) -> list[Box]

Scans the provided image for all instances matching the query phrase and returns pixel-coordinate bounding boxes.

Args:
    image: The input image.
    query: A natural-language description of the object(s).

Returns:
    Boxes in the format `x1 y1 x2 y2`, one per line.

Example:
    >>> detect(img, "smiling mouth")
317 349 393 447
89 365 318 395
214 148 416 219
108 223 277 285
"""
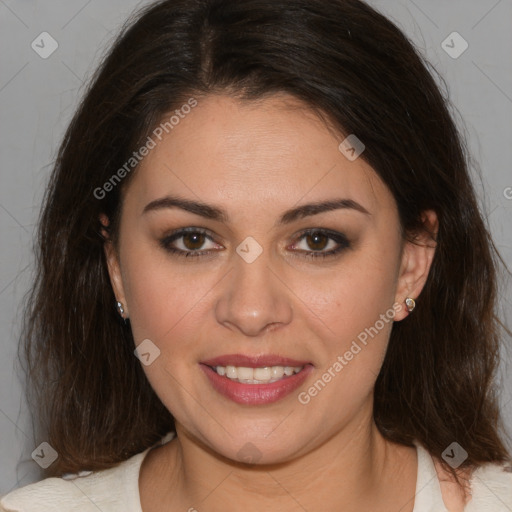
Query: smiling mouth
200 361 314 404
209 364 304 384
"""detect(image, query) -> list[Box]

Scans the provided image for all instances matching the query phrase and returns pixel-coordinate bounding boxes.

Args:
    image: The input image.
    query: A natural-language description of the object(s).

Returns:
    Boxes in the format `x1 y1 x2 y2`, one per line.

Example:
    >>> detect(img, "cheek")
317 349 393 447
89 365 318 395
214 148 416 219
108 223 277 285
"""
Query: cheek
294 244 399 342
289 240 400 410
295 267 396 418
120 245 212 414
120 240 206 344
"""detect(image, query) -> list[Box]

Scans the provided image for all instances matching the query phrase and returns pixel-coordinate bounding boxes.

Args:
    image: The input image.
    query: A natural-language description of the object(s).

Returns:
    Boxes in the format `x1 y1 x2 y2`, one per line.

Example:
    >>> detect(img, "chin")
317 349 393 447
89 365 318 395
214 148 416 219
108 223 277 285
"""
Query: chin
192 426 308 466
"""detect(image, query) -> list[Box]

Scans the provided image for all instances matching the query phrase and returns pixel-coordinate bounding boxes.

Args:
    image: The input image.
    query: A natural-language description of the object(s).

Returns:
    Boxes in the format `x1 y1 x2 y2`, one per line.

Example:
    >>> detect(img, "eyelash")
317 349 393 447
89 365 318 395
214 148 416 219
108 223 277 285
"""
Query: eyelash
159 227 351 260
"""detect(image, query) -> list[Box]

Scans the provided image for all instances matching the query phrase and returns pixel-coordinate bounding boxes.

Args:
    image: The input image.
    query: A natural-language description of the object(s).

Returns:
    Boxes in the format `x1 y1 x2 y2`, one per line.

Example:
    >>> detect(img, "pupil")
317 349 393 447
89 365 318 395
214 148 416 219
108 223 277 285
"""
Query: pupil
307 232 327 251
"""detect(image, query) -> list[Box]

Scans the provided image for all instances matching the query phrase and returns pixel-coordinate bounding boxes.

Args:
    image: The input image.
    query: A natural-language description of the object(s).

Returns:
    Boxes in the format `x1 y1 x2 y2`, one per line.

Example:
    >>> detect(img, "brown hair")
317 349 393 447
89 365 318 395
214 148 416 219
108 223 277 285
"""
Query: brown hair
21 0 511 485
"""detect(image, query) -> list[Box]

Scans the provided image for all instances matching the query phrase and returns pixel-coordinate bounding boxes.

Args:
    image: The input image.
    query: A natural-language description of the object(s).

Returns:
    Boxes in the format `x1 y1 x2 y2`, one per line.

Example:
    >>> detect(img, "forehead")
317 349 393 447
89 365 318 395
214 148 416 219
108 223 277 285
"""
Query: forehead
125 94 395 219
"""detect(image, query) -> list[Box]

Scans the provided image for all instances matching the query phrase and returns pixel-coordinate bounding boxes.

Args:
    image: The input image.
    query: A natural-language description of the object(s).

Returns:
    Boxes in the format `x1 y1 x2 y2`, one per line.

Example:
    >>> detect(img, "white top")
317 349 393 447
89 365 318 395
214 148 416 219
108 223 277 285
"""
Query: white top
1 434 511 511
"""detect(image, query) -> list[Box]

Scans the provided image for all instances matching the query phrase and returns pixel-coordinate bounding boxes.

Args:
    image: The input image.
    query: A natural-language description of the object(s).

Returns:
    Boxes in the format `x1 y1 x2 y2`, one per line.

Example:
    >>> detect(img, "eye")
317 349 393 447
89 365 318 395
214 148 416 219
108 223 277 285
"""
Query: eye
289 229 350 259
160 227 350 260
160 228 222 257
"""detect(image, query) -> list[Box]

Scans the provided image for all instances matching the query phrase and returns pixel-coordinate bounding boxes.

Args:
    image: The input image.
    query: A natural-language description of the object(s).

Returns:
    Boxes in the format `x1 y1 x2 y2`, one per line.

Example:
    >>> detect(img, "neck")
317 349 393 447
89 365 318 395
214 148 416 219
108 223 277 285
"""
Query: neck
140 402 418 512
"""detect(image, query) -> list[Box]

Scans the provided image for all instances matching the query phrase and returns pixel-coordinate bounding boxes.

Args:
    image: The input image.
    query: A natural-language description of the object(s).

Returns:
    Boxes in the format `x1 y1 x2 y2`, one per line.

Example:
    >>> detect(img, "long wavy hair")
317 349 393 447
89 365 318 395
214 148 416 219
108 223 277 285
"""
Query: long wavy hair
21 0 511 485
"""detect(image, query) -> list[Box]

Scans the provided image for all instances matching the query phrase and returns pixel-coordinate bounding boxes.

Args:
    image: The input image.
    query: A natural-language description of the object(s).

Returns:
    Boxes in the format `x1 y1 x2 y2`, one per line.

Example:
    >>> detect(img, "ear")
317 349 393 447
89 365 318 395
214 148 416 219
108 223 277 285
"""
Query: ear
394 210 438 321
100 214 129 318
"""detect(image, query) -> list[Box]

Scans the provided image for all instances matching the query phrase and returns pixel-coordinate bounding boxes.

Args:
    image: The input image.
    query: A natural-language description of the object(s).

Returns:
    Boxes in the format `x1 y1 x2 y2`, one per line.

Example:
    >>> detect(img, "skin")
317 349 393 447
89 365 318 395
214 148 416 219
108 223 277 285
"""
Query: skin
104 93 440 511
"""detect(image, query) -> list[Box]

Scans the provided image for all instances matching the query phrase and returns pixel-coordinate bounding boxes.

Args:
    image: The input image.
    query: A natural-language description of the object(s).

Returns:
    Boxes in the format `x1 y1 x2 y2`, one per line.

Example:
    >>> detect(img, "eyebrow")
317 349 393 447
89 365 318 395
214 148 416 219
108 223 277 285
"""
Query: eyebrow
142 194 371 226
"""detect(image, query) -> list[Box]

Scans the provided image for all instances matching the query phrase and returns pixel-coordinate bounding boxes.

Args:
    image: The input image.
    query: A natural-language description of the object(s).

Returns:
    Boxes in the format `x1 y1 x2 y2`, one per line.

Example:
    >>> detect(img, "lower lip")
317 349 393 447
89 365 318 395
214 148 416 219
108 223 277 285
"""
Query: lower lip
200 364 314 405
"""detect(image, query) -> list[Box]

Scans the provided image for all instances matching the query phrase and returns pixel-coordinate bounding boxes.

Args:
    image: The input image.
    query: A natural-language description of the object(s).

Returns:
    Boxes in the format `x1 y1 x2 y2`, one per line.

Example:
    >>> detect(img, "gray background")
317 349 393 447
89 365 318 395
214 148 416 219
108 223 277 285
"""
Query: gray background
1 0 511 494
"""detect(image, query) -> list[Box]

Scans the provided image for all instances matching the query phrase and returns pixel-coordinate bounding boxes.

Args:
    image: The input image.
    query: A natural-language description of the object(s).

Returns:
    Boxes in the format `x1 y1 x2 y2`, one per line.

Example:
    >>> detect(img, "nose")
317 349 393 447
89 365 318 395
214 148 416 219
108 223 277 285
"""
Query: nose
214 250 293 337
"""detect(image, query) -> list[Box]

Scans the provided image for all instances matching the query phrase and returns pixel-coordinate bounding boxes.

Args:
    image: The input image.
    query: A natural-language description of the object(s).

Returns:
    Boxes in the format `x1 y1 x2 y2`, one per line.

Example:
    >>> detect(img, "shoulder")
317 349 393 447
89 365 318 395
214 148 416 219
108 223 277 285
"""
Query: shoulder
433 456 512 512
465 461 512 511
1 475 97 512
0 450 147 512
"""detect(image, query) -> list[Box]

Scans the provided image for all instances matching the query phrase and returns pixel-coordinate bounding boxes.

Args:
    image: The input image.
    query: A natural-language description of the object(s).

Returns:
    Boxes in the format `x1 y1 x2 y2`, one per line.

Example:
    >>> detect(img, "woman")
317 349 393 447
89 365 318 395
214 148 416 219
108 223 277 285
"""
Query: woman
1 0 511 510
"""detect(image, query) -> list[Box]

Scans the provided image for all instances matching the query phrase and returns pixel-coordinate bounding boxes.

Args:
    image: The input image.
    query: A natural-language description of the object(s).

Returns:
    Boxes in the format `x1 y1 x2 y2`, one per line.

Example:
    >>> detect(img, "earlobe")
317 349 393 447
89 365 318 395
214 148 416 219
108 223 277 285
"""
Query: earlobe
100 214 129 319
394 210 438 321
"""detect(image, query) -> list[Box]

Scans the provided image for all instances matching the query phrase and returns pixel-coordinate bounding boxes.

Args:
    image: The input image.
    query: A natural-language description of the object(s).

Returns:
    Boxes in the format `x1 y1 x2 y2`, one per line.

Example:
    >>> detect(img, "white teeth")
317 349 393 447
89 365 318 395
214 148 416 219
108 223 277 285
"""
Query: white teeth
253 367 272 380
237 367 254 380
271 366 285 379
226 366 237 379
214 365 304 384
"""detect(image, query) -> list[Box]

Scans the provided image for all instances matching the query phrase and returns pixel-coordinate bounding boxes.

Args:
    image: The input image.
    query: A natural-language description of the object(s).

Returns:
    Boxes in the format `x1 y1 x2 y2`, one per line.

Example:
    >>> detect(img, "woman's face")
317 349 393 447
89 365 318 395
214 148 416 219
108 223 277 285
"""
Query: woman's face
106 93 434 463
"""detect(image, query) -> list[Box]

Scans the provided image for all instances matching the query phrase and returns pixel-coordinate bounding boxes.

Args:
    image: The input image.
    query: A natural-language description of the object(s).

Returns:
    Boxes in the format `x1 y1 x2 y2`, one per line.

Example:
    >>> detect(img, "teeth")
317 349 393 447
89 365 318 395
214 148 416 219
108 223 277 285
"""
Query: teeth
214 365 304 384
237 367 254 380
271 366 285 379
254 367 272 380
284 367 294 376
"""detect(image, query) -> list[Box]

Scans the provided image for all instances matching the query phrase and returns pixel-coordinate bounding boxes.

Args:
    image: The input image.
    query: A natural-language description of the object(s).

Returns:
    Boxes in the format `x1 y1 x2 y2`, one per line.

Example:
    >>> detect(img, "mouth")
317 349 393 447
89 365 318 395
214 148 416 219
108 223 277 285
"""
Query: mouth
200 354 314 405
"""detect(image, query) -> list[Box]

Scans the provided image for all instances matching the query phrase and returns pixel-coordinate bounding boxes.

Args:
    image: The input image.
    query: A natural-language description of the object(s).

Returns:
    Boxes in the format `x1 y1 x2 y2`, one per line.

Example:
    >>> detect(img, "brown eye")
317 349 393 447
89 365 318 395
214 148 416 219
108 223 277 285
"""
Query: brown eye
160 228 221 258
182 232 207 250
290 229 351 259
305 231 329 251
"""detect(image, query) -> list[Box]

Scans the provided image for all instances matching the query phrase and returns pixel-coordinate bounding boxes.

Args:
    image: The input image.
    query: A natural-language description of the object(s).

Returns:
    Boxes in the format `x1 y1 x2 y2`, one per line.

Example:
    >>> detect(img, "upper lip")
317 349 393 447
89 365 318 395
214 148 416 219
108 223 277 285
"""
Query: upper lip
201 354 312 368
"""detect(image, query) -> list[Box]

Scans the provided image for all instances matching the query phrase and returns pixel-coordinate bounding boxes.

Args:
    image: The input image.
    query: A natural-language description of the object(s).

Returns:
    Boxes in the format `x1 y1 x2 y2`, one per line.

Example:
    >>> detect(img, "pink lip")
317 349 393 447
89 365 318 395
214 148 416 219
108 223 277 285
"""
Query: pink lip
199 362 314 405
201 353 311 368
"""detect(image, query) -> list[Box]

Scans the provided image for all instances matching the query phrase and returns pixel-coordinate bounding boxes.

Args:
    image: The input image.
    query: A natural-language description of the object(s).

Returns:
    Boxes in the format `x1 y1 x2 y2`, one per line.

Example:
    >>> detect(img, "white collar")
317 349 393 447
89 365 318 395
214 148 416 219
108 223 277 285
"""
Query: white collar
412 440 450 511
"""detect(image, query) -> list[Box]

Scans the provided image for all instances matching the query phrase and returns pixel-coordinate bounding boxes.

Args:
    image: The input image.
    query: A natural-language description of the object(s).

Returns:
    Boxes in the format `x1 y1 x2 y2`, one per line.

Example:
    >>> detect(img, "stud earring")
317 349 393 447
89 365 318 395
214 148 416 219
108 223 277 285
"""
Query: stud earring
405 297 416 312
116 301 125 317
